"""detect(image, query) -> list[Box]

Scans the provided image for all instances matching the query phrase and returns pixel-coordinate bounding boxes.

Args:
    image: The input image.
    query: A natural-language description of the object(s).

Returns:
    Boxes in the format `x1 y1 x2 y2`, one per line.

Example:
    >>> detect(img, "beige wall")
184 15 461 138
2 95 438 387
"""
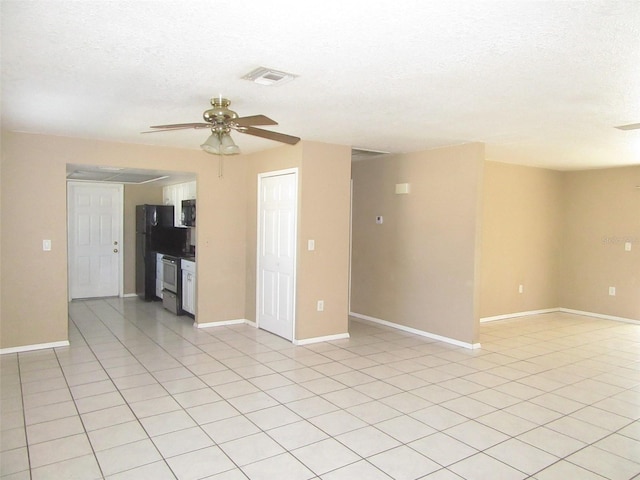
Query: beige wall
296 142 352 339
1 134 70 347
481 162 640 321
199 155 247 324
560 166 640 319
480 162 563 317
351 143 485 345
0 131 246 349
0 144 3 329
123 184 164 294
244 142 352 341
4 128 634 352
1 132 349 350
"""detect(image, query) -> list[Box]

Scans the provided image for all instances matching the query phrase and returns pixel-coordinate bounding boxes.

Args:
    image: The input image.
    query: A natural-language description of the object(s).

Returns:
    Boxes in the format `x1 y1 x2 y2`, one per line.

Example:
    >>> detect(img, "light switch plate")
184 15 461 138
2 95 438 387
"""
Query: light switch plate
396 183 409 195
43 239 52 251
395 183 410 194
308 239 315 251
625 242 632 251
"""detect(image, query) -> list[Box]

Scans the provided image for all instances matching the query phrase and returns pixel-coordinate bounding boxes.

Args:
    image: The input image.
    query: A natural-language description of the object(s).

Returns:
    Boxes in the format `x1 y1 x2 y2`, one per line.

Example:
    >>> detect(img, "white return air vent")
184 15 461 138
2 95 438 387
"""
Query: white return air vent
242 66 298 86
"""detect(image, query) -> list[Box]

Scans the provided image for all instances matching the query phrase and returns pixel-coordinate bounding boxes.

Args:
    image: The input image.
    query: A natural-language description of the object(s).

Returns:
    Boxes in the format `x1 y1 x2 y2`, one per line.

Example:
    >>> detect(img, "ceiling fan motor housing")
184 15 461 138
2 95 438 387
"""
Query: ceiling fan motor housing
203 97 238 126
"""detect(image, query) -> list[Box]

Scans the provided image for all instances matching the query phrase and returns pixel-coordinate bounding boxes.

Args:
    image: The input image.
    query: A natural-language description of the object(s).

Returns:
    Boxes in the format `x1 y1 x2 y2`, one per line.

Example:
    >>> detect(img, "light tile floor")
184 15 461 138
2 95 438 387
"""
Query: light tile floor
1 298 639 479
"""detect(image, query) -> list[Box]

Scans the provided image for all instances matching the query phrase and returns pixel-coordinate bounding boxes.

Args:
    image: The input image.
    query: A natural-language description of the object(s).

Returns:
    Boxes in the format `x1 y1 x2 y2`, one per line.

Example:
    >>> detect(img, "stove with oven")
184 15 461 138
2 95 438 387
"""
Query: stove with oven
161 255 183 315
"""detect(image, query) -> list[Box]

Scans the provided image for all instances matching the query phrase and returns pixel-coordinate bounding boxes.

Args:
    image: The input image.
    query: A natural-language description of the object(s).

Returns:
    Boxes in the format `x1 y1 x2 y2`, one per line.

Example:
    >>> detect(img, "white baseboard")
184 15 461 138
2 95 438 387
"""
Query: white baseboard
294 332 350 346
195 319 349 346
480 307 639 325
559 308 640 325
480 308 560 323
349 312 481 349
122 293 138 298
0 340 70 355
195 319 250 329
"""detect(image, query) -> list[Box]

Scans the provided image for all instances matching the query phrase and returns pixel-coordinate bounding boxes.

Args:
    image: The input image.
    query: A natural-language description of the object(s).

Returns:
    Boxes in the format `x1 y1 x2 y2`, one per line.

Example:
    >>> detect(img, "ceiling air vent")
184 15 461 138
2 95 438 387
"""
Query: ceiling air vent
242 66 297 86
351 147 391 161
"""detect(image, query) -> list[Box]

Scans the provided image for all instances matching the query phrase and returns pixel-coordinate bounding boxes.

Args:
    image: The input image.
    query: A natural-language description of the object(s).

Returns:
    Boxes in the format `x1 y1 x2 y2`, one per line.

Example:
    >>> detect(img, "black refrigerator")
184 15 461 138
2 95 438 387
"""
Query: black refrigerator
135 204 175 300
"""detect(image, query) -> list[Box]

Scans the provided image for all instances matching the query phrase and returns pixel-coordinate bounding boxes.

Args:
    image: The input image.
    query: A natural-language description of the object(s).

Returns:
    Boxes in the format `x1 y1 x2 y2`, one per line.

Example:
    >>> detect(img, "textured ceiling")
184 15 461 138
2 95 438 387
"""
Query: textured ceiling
2 1 639 170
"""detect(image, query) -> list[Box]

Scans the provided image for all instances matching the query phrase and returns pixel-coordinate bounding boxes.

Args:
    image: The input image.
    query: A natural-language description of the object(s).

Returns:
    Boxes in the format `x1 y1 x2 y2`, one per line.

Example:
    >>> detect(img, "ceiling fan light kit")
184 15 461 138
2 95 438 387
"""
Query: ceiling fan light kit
201 133 221 154
200 132 240 155
146 97 300 155
220 133 240 154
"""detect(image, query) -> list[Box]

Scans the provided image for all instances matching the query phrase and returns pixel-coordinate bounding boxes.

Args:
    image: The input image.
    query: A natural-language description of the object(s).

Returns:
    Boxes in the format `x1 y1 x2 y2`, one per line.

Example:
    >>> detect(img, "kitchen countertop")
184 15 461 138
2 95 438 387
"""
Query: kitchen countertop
155 251 195 261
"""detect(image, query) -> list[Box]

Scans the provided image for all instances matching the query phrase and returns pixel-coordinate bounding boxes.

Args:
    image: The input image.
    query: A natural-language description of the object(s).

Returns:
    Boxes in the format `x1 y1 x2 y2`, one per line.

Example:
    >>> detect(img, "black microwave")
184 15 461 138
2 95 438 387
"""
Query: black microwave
181 199 196 227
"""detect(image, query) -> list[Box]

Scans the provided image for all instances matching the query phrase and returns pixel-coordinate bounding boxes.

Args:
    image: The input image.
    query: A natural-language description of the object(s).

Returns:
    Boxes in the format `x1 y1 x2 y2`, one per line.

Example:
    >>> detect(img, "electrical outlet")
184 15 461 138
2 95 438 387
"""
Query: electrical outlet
518 284 524 294
317 300 324 312
609 286 616 296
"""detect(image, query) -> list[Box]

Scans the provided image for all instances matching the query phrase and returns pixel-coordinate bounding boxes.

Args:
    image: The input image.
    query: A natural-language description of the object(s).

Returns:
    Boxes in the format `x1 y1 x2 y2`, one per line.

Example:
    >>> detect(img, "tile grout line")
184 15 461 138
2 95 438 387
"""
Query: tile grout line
14 351 33 480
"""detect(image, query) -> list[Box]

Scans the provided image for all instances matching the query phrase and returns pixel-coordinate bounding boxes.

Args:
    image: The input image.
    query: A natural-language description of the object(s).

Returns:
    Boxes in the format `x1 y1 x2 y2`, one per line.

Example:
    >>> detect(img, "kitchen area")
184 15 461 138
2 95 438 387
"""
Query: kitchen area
136 180 197 318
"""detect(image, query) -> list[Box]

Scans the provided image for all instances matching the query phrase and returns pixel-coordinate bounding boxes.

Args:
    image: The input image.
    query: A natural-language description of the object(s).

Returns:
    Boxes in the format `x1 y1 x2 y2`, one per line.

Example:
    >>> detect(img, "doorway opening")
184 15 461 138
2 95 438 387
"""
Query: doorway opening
66 164 196 302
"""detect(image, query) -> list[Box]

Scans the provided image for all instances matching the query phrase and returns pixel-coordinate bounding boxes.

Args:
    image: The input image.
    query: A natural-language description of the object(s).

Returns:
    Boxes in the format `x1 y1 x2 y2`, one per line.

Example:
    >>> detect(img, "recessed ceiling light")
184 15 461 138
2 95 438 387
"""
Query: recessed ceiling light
242 66 298 86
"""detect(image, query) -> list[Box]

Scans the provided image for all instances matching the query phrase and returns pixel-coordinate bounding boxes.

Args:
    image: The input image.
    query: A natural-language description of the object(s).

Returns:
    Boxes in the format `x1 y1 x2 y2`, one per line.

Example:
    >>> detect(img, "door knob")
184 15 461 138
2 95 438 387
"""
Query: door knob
113 248 119 253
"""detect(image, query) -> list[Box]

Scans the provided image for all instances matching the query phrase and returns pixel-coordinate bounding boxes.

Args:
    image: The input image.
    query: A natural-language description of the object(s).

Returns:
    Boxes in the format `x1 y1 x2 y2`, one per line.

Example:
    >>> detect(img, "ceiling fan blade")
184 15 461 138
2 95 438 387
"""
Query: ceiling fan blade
615 122 640 131
240 126 300 145
142 122 211 133
141 127 196 133
234 115 278 127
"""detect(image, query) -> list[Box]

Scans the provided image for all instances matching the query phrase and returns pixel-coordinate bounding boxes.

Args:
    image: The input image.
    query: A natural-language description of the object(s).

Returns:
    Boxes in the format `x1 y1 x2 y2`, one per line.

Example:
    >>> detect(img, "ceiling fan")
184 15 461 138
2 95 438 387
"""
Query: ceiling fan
144 97 300 155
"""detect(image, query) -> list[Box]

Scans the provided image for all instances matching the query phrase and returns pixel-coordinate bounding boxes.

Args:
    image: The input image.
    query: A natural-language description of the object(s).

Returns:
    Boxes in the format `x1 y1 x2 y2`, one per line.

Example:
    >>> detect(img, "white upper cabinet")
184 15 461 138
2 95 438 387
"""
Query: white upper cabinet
184 181 196 200
163 181 196 226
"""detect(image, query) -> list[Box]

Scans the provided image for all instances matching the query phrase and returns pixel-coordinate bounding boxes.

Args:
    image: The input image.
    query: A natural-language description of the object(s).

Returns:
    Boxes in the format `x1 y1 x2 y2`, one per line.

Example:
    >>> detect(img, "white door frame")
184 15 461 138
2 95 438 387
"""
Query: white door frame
67 181 124 300
256 168 298 341
348 178 353 313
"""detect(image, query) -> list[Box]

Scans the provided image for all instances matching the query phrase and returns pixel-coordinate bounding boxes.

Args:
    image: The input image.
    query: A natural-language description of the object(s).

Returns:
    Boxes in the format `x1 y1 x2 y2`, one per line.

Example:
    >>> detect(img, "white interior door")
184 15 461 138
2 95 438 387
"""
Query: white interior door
257 170 297 340
68 182 123 299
